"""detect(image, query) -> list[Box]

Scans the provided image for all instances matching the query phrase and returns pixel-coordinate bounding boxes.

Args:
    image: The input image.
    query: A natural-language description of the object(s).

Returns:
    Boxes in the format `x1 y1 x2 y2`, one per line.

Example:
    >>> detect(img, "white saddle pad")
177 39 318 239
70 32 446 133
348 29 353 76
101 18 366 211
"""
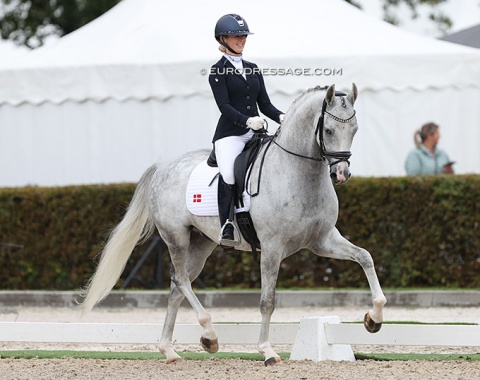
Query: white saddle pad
186 159 250 216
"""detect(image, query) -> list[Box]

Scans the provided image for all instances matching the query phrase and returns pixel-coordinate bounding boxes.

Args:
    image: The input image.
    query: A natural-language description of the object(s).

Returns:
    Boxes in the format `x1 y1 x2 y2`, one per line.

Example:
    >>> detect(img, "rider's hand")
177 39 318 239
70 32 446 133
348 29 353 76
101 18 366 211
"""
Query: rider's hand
279 114 285 124
246 117 266 130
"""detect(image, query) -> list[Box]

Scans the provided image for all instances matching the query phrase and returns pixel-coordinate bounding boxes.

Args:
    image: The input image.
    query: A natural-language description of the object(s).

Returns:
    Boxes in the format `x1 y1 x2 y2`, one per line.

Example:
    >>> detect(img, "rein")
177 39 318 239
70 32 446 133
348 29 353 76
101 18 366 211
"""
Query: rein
274 91 355 166
272 130 325 163
250 90 356 197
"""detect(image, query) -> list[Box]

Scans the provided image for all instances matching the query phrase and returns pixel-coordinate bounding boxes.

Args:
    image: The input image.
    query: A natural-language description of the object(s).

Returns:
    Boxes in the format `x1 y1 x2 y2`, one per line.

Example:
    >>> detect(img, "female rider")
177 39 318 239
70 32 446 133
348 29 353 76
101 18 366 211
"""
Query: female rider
209 14 284 246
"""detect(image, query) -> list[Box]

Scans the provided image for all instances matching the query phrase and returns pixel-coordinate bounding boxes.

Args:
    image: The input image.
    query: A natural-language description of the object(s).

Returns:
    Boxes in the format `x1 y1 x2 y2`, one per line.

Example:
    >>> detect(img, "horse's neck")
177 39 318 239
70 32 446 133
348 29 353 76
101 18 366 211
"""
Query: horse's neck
265 131 329 192
266 92 334 188
257 138 332 207
276 95 322 161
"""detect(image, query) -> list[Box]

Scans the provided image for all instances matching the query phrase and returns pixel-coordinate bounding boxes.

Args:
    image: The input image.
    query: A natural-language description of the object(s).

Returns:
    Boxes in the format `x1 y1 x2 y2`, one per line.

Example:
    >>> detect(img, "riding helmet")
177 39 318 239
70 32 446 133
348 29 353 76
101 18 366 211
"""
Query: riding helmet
214 14 253 42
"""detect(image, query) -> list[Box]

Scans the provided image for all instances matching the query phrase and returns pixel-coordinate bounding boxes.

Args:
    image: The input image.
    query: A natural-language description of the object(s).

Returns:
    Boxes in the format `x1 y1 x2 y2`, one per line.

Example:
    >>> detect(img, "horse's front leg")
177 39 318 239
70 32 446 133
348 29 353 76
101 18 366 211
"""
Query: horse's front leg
313 228 386 332
258 250 283 366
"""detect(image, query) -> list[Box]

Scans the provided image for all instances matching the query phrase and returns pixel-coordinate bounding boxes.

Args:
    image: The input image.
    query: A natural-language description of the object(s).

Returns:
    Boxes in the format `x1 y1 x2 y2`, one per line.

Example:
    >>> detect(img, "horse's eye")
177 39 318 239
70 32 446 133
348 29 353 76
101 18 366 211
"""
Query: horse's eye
325 129 333 135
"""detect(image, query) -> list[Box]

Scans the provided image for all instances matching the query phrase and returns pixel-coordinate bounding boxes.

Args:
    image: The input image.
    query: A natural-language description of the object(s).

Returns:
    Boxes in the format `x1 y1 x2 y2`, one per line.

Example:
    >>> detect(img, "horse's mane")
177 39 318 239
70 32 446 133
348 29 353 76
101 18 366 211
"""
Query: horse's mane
287 85 328 115
291 85 328 107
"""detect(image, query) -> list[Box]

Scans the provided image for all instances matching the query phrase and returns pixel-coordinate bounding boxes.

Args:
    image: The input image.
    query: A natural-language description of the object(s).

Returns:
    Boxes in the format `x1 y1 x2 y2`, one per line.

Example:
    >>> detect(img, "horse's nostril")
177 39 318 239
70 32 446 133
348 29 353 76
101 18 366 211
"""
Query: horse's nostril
330 173 337 182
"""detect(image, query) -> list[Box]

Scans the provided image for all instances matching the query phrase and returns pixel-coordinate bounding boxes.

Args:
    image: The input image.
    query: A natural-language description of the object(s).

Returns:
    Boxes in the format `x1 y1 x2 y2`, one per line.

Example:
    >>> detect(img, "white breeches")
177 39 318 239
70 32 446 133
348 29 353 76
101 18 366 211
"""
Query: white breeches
214 130 254 185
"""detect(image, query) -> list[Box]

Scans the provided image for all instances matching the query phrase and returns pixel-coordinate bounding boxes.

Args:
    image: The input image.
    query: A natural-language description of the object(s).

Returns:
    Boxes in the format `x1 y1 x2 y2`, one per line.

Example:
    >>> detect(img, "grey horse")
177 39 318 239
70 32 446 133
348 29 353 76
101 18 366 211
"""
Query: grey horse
81 83 386 366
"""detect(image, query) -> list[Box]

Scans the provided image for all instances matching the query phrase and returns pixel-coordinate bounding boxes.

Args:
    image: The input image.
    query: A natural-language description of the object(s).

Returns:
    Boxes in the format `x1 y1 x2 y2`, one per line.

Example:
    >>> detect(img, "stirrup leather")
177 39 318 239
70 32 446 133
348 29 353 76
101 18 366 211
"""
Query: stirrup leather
219 219 242 247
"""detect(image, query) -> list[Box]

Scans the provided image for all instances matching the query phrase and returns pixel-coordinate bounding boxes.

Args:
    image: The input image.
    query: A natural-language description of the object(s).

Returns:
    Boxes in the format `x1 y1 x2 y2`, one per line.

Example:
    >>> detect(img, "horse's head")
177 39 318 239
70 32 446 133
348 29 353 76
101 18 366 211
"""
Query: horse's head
318 83 358 184
274 83 359 185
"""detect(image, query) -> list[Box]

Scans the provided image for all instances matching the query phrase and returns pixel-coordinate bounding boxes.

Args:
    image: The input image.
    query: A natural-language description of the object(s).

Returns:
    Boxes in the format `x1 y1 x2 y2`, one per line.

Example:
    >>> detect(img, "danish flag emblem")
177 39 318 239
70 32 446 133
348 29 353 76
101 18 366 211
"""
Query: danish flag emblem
193 194 202 203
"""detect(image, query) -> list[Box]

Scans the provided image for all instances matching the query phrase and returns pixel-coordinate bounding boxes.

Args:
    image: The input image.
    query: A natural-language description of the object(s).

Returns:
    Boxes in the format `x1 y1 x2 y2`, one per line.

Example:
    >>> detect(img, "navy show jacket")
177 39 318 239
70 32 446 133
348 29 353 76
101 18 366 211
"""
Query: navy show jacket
209 56 283 143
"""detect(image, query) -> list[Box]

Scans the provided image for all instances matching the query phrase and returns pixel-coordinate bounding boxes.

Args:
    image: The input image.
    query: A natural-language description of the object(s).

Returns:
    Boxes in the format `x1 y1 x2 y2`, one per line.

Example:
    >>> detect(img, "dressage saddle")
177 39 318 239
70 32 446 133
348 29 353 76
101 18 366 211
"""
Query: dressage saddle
207 131 273 255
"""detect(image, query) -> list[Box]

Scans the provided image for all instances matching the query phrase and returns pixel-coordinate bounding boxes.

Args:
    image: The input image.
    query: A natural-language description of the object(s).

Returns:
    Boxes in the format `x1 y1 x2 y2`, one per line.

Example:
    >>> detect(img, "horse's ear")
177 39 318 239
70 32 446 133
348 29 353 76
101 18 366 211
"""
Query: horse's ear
325 84 336 105
348 83 358 105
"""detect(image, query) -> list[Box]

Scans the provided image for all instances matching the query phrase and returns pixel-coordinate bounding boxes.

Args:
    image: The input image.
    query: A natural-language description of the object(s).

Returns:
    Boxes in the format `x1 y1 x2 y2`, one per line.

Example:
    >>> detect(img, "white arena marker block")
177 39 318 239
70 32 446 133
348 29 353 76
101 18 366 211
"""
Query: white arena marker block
289 316 355 362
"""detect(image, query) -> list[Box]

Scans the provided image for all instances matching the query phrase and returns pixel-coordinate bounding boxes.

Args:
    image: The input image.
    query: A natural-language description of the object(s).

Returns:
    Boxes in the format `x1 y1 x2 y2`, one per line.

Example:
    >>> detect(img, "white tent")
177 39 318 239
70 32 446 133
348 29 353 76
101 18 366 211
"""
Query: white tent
1 0 480 187
0 38 28 67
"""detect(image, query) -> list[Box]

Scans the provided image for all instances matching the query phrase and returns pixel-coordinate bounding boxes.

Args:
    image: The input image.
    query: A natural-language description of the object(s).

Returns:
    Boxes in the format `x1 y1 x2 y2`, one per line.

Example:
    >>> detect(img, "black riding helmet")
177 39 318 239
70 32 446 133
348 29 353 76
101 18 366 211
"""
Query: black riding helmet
214 14 253 55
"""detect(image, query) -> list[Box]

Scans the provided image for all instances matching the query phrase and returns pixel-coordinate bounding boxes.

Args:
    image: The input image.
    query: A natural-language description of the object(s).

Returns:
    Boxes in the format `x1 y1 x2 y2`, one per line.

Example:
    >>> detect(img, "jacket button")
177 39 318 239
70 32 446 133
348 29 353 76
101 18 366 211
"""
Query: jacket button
246 106 251 109
246 96 250 100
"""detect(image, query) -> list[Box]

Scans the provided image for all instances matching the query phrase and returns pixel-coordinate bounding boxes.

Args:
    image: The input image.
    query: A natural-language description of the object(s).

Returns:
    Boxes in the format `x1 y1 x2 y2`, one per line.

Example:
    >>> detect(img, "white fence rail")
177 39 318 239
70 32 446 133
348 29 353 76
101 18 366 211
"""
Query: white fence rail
326 323 480 346
1 318 479 361
0 322 297 345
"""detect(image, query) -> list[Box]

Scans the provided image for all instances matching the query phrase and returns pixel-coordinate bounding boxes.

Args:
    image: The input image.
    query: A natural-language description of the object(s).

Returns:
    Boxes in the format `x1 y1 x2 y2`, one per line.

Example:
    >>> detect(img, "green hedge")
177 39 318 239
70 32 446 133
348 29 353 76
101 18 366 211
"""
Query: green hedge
0 185 136 289
1 175 479 290
334 175 480 288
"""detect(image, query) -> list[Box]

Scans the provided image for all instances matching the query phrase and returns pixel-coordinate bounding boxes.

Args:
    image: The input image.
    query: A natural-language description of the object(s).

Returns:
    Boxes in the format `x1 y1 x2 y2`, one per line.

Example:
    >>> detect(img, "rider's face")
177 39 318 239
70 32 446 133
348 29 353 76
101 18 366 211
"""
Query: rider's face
223 35 247 55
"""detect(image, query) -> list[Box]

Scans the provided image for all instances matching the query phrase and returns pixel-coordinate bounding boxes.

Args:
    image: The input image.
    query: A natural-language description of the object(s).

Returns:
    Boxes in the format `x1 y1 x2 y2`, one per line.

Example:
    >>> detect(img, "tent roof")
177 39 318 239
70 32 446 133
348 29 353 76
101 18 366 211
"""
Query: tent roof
1 0 480 105
440 24 480 49
21 0 480 64
0 39 28 67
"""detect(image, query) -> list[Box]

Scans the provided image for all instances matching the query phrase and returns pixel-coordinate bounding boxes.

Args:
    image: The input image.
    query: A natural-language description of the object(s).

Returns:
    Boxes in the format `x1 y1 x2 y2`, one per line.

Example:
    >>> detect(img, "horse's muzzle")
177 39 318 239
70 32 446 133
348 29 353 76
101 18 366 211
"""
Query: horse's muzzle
330 162 351 184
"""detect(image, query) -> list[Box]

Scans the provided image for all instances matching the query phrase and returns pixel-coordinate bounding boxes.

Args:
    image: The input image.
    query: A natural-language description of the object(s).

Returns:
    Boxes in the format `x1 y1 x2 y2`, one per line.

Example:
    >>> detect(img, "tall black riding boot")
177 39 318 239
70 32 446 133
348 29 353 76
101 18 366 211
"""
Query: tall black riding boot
217 175 237 246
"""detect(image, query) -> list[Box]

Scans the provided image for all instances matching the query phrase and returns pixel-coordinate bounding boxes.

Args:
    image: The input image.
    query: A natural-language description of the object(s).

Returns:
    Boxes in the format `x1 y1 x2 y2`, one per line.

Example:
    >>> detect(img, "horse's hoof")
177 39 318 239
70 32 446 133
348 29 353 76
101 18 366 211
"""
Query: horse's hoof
166 356 182 364
200 336 219 353
364 312 382 333
264 356 282 366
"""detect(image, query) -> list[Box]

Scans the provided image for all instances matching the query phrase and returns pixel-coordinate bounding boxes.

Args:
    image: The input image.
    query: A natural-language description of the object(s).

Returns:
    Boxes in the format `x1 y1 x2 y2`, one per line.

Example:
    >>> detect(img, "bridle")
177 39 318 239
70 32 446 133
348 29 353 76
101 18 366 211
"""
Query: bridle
250 91 356 197
273 91 356 166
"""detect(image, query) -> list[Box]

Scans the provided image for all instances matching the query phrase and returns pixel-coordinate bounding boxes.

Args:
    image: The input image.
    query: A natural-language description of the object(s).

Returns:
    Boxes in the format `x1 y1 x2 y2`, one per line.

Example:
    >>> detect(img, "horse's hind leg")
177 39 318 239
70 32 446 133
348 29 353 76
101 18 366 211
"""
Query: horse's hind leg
313 228 387 332
158 283 185 363
159 230 218 362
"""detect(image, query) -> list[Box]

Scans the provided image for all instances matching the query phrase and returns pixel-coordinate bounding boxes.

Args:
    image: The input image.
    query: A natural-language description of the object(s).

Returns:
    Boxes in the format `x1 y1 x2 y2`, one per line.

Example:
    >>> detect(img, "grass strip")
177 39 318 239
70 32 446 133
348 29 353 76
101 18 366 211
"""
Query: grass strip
345 321 477 326
356 353 480 361
1 350 479 362
0 350 290 361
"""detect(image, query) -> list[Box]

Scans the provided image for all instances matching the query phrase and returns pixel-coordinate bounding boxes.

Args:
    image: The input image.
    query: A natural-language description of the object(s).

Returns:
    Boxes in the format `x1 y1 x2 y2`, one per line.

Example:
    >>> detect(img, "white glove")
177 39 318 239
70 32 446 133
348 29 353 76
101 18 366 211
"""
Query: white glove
279 114 285 124
246 116 266 131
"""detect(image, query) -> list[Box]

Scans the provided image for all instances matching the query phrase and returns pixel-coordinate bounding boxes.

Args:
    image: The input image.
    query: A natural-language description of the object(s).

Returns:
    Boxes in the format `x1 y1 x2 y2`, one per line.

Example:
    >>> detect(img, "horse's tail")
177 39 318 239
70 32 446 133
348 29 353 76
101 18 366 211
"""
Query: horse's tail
80 164 158 314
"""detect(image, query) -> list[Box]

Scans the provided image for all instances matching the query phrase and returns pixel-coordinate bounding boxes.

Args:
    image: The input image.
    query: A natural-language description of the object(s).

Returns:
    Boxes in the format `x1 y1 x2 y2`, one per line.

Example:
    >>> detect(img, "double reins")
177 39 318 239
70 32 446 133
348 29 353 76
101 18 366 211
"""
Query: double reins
250 90 356 197
273 91 356 166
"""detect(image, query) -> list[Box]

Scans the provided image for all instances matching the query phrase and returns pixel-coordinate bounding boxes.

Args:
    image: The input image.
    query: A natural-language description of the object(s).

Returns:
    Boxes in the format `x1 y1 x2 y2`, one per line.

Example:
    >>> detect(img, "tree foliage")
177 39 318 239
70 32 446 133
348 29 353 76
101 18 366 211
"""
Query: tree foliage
380 0 452 34
0 0 121 48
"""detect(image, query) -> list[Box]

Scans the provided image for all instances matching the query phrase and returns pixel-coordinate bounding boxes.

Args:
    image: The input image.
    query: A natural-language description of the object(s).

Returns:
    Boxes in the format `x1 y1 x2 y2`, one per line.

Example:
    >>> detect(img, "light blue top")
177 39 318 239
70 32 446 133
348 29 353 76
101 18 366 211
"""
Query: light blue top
405 145 451 175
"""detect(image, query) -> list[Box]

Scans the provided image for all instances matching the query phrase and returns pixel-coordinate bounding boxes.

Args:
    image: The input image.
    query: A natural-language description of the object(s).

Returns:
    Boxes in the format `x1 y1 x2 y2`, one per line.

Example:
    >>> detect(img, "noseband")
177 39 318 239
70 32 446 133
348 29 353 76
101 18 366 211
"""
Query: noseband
273 91 356 166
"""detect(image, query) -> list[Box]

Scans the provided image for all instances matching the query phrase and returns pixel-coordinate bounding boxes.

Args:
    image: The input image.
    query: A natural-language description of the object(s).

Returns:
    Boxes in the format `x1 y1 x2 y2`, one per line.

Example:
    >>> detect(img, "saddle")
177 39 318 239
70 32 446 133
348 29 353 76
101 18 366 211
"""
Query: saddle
207 132 273 255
